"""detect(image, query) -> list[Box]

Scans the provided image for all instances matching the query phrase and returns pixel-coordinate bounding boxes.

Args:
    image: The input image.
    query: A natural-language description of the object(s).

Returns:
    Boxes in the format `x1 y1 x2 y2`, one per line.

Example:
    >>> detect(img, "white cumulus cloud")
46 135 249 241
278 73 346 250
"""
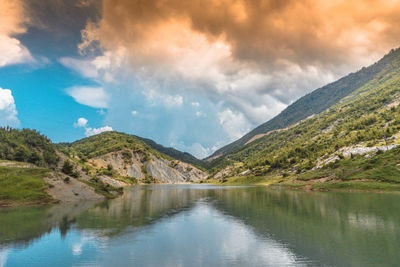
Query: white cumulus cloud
0 87 20 127
74 117 113 137
0 34 33 67
0 0 33 68
67 86 109 108
74 117 88 128
85 126 113 137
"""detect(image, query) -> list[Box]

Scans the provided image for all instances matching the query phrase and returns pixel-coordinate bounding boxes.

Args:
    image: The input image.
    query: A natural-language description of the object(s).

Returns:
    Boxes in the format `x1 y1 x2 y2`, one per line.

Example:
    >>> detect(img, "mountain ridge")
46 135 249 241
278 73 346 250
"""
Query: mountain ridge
207 47 400 161
207 47 400 189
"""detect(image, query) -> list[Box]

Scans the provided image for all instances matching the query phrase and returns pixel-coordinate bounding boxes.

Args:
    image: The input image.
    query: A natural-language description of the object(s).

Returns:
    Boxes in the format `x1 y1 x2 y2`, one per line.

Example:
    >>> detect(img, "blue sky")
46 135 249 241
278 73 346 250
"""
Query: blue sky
0 0 398 158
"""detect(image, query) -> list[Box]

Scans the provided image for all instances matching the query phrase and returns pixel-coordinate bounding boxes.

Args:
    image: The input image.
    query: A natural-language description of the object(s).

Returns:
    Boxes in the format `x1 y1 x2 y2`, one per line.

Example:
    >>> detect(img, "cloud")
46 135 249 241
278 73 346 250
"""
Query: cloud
0 0 34 67
195 111 205 117
0 87 20 127
0 248 10 267
218 108 250 141
144 90 184 108
74 117 113 137
59 49 125 82
67 86 109 108
131 110 137 116
59 0 400 156
165 95 183 108
72 0 395 127
85 126 113 136
191 102 200 107
74 117 88 127
171 141 220 159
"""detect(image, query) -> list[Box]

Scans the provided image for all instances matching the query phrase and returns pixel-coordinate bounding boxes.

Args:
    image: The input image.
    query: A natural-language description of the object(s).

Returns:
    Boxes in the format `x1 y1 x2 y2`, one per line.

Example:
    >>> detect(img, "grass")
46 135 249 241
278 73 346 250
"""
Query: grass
312 181 400 191
207 147 400 192
0 166 53 205
205 175 282 186
298 169 333 180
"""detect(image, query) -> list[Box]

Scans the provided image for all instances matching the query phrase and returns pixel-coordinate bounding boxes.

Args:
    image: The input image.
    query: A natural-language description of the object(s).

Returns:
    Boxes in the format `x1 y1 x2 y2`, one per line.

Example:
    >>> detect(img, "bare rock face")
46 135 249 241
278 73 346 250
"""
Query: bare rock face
92 150 207 183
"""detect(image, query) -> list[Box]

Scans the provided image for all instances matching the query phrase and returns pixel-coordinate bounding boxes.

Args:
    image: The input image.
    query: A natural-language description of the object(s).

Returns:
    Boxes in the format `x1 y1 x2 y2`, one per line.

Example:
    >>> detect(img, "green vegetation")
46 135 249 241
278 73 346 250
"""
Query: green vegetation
214 146 400 191
61 160 79 178
210 175 269 185
59 131 205 170
141 164 157 184
298 147 400 183
208 48 400 182
0 128 59 167
0 166 53 205
58 131 154 159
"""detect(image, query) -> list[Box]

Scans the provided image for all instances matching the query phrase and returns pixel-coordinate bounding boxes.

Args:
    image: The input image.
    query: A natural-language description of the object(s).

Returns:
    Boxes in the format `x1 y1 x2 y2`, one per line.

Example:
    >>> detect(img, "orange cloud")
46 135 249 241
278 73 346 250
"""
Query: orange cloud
0 0 33 67
83 0 400 70
69 0 400 125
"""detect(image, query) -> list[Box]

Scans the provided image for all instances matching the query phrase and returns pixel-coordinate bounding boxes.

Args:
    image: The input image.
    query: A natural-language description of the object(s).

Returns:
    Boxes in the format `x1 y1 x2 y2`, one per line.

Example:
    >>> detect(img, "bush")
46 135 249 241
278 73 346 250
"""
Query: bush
62 160 74 175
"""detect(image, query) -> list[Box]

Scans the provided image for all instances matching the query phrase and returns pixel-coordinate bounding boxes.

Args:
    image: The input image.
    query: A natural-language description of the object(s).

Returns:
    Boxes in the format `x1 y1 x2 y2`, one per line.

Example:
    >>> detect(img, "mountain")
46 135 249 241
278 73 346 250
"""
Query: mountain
136 136 207 169
0 130 207 206
209 48 400 190
208 48 400 161
58 131 207 183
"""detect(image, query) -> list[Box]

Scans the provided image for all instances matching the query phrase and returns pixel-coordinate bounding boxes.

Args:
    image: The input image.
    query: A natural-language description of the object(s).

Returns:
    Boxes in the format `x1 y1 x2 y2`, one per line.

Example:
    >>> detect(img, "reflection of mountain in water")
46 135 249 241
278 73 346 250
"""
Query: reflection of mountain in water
1 185 400 266
0 185 211 248
209 188 400 266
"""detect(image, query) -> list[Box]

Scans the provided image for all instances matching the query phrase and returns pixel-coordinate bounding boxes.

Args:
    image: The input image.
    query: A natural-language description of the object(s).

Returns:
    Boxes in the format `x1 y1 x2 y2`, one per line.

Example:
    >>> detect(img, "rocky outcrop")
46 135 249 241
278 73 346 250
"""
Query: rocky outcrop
90 150 208 184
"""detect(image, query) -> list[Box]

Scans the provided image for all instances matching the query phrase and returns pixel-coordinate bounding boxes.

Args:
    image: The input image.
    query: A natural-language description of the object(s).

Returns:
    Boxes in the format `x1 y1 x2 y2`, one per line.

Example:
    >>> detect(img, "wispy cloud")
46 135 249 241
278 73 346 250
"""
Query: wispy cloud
67 86 109 109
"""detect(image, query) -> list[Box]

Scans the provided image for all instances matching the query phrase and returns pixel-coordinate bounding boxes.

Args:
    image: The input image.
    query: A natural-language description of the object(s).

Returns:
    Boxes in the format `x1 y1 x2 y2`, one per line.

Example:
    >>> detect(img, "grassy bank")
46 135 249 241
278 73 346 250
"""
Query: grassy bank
208 175 400 192
207 146 400 192
0 166 54 206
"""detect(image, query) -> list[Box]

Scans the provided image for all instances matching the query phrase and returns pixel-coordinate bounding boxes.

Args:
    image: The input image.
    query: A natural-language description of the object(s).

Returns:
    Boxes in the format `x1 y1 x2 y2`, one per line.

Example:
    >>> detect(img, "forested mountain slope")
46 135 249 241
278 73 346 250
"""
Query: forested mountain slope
0 130 207 205
209 48 400 189
208 48 400 160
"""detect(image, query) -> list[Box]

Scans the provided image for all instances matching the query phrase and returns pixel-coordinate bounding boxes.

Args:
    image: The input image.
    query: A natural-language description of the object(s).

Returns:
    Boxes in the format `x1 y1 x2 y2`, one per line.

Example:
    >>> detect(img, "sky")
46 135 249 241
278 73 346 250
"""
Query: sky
1 0 400 158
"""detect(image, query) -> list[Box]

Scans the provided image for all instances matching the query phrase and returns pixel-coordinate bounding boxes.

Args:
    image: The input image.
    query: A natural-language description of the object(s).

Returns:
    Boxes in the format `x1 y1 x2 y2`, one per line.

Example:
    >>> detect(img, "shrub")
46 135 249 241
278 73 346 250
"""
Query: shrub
62 160 74 175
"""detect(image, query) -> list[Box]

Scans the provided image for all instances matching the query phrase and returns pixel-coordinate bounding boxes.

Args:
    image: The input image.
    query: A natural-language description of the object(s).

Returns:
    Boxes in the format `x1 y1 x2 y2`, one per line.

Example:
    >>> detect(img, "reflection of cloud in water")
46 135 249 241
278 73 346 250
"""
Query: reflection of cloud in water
221 218 297 265
348 213 397 232
72 243 83 256
201 204 300 266
0 248 9 267
71 230 110 256
104 202 305 266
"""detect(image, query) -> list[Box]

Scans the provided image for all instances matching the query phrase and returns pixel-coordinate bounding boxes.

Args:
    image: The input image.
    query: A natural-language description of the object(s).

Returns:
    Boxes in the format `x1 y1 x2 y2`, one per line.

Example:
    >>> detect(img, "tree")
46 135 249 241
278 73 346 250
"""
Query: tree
62 160 74 175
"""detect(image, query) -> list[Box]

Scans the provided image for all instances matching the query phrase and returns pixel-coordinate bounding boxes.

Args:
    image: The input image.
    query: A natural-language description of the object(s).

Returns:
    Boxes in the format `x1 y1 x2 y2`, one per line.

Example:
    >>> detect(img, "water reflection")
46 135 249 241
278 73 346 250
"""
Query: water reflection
1 185 400 266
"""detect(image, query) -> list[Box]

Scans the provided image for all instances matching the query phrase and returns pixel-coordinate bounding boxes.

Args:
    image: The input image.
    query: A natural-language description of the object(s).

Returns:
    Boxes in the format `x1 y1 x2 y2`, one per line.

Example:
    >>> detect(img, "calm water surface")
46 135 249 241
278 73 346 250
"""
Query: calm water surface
1 184 400 266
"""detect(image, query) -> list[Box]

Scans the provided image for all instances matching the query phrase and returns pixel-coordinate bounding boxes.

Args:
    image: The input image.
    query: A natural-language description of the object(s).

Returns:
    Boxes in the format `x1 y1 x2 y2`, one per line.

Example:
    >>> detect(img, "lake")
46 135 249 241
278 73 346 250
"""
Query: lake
1 184 400 266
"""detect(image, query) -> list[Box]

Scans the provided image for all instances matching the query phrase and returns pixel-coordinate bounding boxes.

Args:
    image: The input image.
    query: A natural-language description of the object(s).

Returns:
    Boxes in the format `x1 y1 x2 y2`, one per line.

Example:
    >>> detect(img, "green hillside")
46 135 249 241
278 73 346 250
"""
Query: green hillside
58 131 205 170
0 128 59 167
208 48 400 190
209 48 400 160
